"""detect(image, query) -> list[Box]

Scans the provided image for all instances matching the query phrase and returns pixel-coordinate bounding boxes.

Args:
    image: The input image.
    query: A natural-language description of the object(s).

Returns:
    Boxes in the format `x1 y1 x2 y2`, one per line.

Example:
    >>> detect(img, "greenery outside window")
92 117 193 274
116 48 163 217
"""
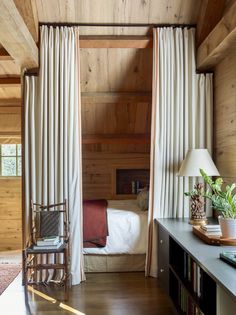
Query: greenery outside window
0 144 22 176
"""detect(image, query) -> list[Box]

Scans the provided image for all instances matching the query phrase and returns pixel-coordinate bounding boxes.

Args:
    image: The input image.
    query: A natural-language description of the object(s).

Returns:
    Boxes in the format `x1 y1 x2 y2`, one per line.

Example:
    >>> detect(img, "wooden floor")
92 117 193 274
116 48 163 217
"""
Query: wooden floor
0 272 174 315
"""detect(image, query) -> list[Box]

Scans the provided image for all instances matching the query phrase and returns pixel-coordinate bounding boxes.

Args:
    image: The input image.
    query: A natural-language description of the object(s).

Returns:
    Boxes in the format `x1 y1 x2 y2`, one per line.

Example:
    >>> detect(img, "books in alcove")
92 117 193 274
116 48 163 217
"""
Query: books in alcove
131 180 141 194
178 283 204 315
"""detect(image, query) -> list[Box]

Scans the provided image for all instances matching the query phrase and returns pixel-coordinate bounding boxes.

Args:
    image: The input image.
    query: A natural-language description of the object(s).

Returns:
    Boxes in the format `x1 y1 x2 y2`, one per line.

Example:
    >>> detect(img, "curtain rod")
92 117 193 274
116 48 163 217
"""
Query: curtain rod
39 22 196 29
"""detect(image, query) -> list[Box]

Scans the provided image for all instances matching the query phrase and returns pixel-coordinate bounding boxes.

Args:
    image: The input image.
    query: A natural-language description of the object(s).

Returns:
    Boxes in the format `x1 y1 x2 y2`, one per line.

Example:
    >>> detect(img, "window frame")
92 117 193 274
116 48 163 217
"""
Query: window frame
0 144 22 177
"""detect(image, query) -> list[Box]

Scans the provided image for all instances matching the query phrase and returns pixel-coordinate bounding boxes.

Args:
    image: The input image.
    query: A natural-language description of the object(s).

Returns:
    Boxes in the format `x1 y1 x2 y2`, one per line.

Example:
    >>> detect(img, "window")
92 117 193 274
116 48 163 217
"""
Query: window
0 144 22 176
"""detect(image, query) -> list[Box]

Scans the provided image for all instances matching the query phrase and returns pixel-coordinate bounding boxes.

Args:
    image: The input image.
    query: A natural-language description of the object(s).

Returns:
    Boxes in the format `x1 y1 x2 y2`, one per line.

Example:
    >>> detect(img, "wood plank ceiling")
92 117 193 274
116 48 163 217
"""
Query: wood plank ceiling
0 0 204 101
0 0 230 104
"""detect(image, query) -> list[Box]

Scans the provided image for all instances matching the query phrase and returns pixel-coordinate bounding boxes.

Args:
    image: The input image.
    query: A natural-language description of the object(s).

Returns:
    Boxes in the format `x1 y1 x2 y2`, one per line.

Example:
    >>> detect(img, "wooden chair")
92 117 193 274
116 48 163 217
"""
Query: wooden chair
22 199 71 301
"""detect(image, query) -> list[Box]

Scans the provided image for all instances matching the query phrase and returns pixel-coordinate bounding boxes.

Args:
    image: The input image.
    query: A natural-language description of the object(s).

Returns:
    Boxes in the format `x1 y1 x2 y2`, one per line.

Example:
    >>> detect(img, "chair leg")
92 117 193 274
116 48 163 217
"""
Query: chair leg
64 247 69 301
22 250 29 304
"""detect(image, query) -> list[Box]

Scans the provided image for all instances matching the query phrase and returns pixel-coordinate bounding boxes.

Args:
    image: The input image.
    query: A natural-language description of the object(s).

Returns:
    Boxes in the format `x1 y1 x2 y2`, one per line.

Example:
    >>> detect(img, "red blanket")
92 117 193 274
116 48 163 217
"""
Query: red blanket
83 199 108 248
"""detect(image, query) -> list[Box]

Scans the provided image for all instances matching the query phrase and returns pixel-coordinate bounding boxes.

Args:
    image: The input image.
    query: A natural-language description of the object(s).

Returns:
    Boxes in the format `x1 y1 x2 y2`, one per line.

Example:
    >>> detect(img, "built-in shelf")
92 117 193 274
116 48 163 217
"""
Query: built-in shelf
116 168 149 195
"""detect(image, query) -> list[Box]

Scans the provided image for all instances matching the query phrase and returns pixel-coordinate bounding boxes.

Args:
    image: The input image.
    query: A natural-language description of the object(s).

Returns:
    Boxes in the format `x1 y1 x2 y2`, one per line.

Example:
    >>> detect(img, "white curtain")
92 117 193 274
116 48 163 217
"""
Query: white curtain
146 27 213 277
24 25 85 284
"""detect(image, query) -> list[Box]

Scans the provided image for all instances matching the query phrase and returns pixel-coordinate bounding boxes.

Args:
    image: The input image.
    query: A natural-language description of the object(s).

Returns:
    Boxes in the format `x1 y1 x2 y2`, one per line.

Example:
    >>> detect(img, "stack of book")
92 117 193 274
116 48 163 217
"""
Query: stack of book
131 180 140 194
33 236 62 250
200 224 221 235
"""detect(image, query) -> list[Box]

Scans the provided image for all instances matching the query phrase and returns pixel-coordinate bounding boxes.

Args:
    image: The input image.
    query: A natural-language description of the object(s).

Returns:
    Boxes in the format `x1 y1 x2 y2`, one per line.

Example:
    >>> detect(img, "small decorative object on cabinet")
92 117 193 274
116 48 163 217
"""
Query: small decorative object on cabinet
200 169 236 238
22 200 70 301
178 149 220 225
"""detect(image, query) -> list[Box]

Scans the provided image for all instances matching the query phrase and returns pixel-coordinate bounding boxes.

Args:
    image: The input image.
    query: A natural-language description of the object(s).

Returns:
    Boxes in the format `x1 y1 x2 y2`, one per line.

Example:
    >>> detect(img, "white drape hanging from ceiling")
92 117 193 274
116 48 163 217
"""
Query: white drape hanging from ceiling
146 27 213 277
24 25 85 284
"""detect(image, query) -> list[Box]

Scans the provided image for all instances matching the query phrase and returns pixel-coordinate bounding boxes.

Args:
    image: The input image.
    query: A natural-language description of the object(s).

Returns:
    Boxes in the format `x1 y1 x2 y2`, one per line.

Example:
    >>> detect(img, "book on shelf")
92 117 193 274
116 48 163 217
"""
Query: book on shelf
36 235 60 246
33 240 63 250
131 180 141 194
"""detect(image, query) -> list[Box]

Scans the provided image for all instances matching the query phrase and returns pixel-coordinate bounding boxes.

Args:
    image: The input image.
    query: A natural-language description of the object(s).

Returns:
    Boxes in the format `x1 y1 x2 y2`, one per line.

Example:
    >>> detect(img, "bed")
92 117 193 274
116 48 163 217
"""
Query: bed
83 199 148 272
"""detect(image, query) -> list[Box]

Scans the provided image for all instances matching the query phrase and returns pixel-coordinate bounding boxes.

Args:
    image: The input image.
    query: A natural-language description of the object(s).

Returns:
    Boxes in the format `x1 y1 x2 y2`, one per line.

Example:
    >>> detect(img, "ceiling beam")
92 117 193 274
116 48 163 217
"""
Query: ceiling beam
0 0 38 68
0 78 21 87
197 1 236 70
80 36 152 49
196 0 225 47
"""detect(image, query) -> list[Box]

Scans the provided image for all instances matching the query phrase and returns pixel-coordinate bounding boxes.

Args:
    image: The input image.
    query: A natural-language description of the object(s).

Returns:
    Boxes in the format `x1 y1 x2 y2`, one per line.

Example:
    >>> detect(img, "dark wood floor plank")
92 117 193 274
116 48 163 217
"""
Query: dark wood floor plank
0 272 174 315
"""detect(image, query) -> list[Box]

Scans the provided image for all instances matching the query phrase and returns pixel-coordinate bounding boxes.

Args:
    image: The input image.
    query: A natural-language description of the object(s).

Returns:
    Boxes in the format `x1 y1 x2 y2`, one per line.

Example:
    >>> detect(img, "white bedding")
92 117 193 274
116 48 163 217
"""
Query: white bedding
83 199 148 255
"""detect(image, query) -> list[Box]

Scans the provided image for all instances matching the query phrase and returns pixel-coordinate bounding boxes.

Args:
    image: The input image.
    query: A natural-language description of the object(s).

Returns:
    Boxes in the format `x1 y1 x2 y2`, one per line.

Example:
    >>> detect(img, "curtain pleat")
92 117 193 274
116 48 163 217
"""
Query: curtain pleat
24 25 85 285
146 27 213 277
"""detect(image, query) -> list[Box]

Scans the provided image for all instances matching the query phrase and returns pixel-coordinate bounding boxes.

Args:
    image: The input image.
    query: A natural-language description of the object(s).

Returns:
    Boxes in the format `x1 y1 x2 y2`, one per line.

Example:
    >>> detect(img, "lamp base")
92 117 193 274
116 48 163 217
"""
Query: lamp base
189 218 208 226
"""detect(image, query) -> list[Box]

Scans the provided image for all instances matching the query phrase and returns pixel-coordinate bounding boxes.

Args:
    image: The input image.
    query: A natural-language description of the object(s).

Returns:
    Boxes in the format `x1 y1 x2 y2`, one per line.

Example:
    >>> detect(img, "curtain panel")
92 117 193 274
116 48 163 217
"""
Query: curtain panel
146 27 213 277
24 26 85 284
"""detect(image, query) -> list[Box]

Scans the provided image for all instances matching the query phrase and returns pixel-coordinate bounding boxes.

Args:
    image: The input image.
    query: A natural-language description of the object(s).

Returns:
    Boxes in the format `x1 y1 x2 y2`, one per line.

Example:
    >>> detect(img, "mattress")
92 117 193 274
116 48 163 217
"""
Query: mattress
83 199 148 255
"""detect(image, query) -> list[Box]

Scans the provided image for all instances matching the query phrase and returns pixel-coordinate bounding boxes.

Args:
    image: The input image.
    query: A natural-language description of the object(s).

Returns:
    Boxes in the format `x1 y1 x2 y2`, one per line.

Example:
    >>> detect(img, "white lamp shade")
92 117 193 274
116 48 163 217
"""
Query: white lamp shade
178 149 220 177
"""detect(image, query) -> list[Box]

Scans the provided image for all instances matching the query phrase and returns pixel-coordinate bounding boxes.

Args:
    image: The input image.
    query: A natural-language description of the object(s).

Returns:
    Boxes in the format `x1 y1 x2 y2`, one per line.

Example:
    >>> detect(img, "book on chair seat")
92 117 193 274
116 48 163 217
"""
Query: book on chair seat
36 236 60 246
33 239 63 250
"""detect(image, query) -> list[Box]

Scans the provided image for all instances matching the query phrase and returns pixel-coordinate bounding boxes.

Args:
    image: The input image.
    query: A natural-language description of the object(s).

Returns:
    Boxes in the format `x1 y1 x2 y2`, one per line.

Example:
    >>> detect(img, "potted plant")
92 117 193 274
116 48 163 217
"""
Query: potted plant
200 169 236 238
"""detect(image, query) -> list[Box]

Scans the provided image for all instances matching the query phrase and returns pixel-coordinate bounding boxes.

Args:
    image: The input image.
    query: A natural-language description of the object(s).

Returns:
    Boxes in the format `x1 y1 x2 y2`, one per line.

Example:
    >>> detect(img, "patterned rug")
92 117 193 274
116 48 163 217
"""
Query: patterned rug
0 264 21 295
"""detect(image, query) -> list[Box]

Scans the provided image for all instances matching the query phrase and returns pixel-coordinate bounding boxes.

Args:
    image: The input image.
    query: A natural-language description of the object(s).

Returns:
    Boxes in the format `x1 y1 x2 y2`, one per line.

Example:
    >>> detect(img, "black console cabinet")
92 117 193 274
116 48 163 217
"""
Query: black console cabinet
157 219 236 315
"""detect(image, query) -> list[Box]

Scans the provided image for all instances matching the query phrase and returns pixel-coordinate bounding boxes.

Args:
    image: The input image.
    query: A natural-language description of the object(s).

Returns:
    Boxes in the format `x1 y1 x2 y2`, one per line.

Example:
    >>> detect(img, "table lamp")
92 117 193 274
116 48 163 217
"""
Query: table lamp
178 149 220 225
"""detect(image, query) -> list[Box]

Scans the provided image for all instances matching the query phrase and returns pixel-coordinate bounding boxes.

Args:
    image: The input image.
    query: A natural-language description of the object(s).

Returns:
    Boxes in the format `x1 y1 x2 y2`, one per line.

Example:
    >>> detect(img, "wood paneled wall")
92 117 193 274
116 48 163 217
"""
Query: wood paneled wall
0 105 21 250
0 106 21 143
80 48 152 92
81 46 152 198
82 152 150 200
214 49 236 183
0 178 21 250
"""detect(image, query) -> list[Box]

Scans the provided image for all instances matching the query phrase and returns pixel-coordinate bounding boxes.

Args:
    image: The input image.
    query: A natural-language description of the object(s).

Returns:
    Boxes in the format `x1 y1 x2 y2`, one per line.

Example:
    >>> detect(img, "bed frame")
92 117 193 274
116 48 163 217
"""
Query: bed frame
84 254 146 272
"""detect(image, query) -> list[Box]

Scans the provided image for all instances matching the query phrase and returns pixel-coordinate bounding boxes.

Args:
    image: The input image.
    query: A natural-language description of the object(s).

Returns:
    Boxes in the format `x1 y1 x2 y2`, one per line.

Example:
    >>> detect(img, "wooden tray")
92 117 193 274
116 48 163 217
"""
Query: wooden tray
192 226 236 246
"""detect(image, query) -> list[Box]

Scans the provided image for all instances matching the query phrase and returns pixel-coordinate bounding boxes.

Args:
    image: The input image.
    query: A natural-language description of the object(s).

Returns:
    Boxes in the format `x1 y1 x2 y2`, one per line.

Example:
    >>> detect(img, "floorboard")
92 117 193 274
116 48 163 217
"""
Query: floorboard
0 272 174 315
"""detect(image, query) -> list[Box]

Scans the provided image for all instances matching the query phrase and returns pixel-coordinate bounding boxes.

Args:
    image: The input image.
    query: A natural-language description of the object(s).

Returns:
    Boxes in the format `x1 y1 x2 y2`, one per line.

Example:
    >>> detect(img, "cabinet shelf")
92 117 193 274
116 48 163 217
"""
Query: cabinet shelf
169 265 203 314
157 220 217 315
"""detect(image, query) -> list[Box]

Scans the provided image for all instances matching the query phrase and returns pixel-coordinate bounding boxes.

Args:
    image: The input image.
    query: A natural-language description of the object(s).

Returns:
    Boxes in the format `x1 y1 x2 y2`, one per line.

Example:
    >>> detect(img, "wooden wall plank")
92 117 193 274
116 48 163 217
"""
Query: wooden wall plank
0 61 21 77
0 178 22 250
0 87 21 99
214 49 236 181
82 134 150 145
81 102 151 135
80 48 152 92
0 78 21 87
0 98 21 106
81 92 151 103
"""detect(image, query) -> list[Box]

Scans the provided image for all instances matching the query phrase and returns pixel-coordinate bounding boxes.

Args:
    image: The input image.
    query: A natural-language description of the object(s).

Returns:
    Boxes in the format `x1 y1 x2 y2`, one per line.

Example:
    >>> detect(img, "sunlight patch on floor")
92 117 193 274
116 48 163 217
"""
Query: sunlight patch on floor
28 286 86 314
59 303 85 314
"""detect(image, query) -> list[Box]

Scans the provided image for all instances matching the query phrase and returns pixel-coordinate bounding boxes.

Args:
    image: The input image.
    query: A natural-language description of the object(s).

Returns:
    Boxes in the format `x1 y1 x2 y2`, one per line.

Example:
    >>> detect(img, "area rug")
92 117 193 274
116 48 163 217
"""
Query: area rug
0 264 21 295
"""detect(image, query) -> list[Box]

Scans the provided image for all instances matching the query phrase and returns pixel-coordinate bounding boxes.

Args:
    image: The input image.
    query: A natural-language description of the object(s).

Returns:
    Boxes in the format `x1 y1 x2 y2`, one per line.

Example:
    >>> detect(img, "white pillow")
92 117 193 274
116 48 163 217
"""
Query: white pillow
137 189 149 211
